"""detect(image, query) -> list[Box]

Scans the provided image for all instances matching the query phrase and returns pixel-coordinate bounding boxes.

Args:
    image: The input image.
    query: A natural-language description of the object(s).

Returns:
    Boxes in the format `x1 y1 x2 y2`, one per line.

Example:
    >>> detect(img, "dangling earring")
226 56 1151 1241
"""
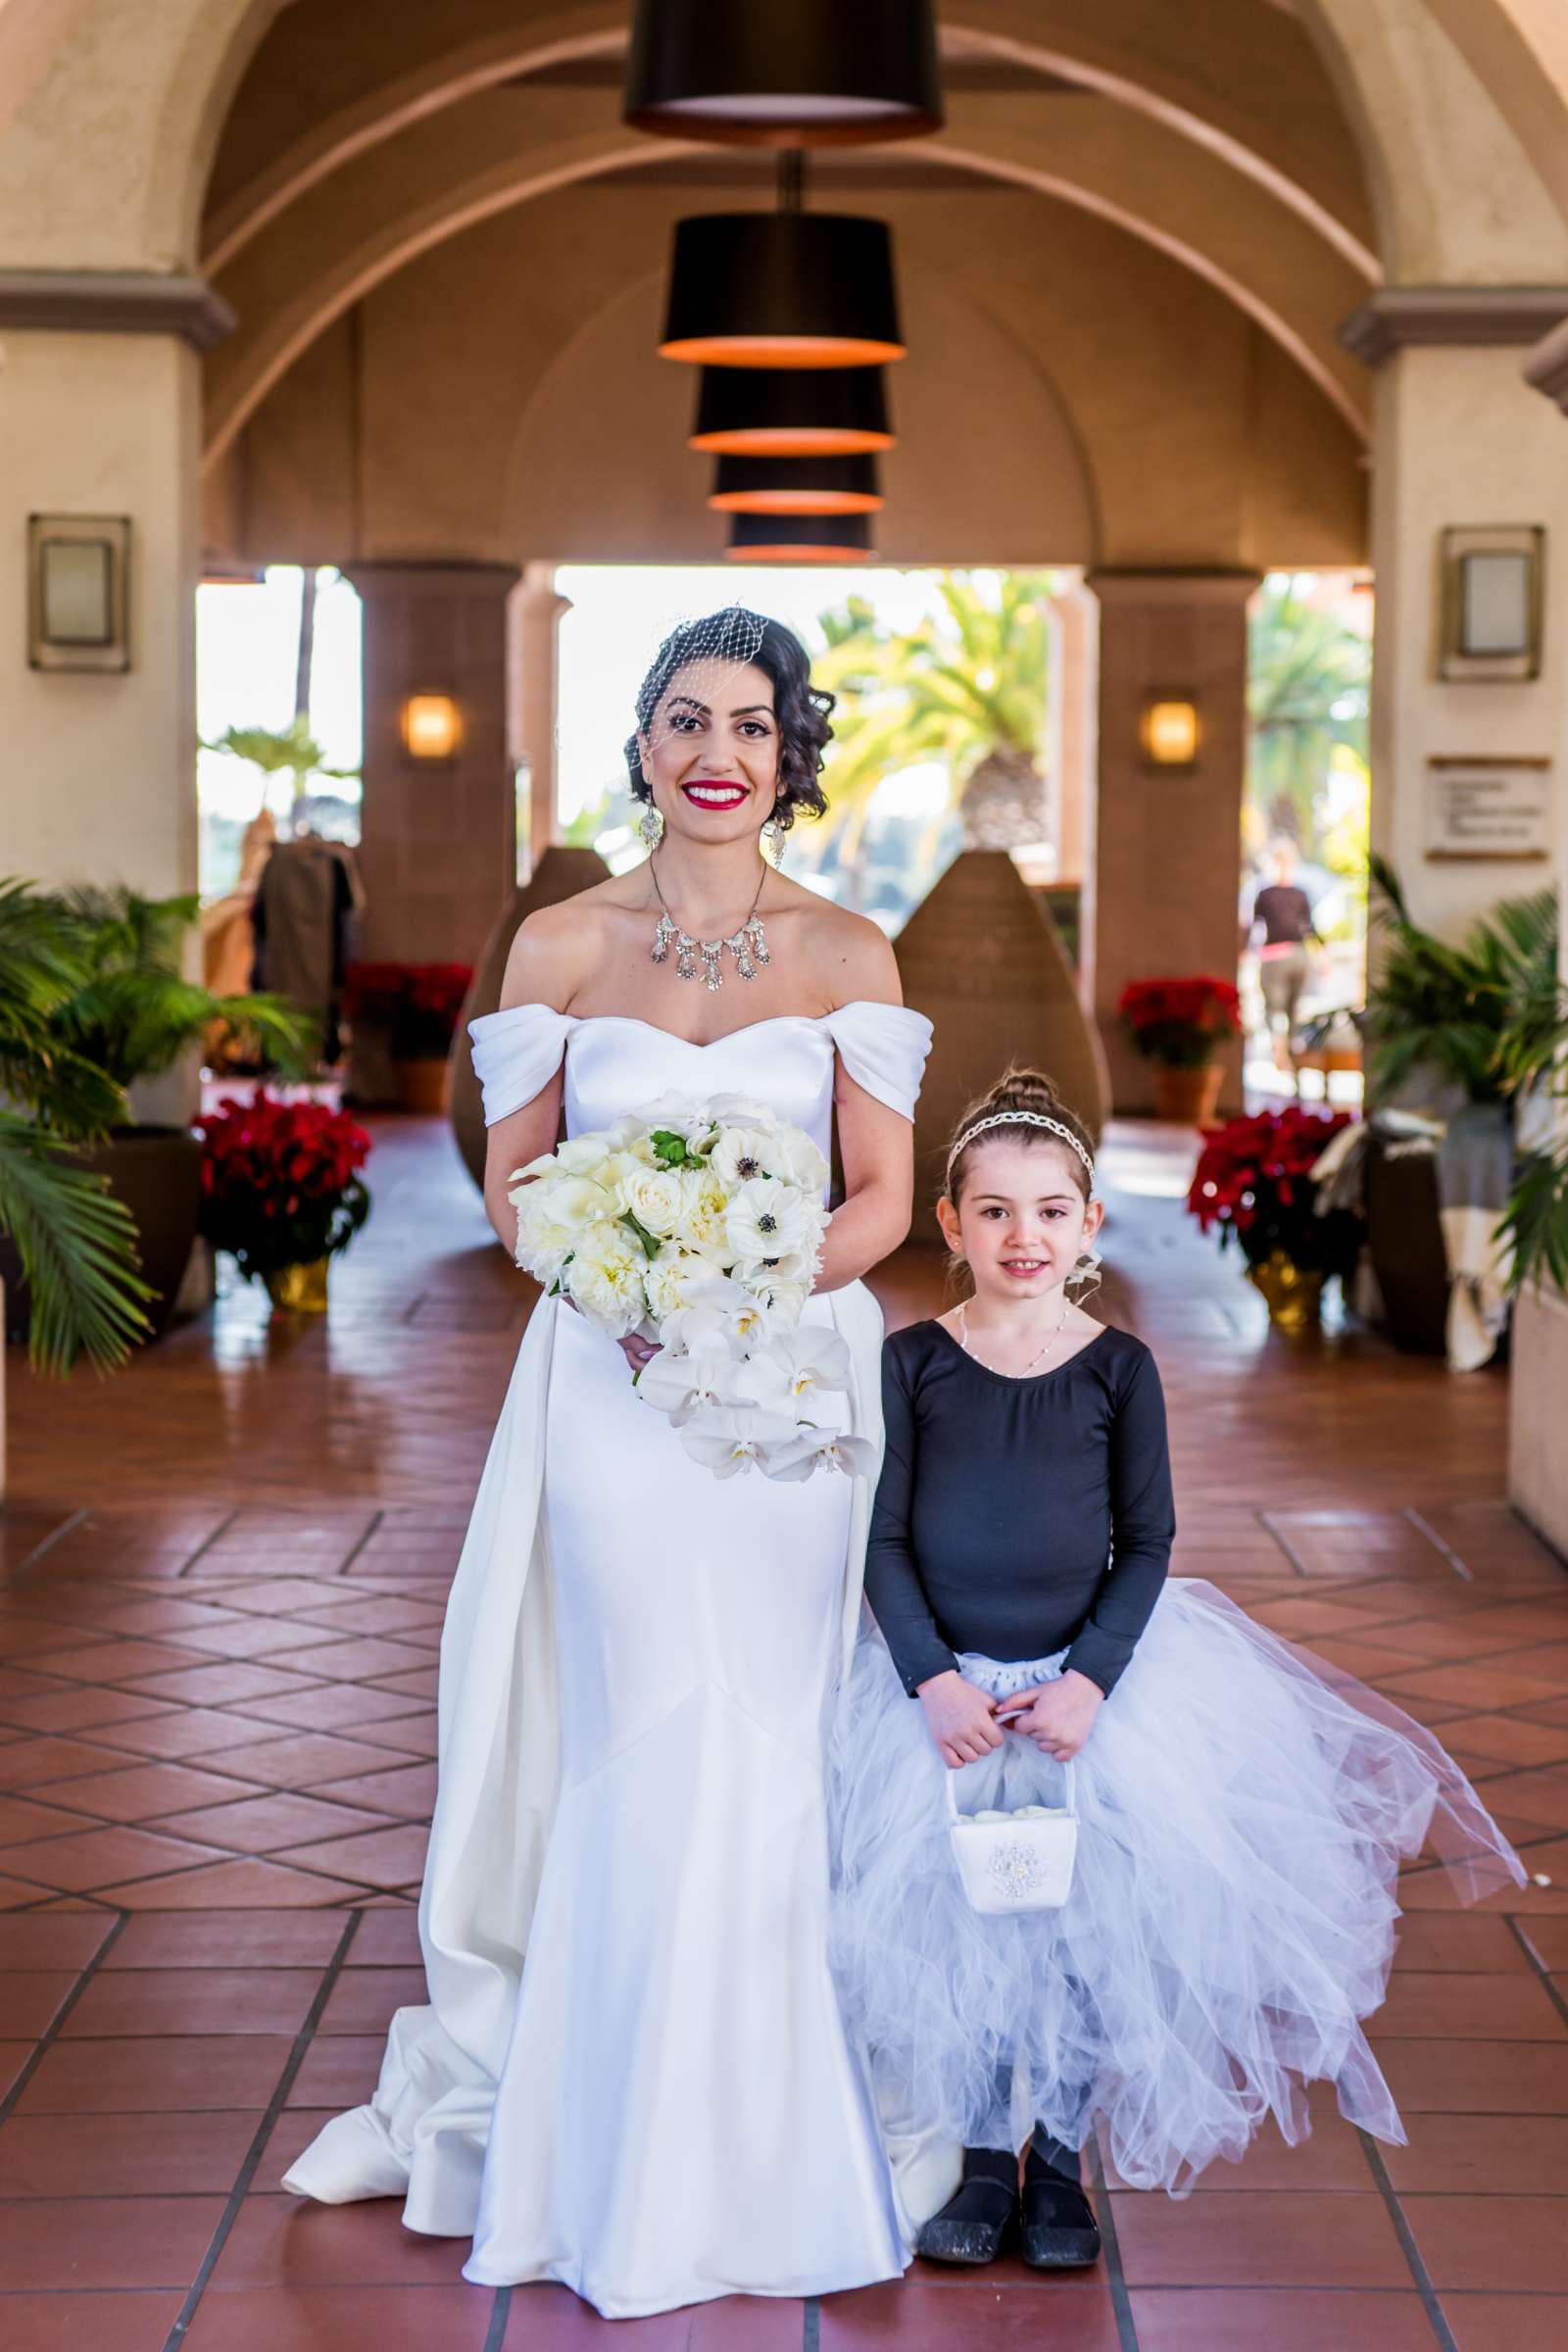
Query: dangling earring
1066 1245 1103 1299
640 802 664 852
763 821 786 870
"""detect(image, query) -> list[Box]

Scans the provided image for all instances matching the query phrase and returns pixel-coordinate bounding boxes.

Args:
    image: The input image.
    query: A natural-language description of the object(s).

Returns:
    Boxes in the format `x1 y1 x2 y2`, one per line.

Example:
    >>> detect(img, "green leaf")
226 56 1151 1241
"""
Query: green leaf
0 1115 156 1375
619 1209 662 1259
650 1130 688 1164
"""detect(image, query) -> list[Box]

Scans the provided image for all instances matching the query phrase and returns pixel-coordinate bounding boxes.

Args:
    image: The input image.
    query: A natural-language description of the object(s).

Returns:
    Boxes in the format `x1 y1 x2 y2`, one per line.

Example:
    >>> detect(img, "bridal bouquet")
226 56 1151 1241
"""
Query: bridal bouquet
509 1093 873 1482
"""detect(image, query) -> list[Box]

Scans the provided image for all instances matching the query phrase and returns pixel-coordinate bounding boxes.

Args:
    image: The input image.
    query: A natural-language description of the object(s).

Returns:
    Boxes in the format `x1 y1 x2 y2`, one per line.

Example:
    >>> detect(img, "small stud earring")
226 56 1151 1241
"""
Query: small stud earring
640 803 664 851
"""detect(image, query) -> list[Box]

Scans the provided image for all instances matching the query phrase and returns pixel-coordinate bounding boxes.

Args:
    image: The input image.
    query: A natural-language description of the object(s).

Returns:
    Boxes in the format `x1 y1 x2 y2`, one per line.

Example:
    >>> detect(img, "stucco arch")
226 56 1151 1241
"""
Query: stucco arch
1296 0 1568 281
199 0 1375 283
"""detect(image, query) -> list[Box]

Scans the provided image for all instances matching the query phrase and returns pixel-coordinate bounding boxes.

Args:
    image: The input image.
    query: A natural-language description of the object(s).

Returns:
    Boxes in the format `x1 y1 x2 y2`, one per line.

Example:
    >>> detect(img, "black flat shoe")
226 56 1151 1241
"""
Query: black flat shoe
1019 2170 1102 2269
915 2173 1019 2267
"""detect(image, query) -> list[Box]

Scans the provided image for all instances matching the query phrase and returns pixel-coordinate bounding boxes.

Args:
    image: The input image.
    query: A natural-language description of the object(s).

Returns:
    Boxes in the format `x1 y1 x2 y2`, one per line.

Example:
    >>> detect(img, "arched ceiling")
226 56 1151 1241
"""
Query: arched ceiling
200 0 1377 279
201 76 1370 468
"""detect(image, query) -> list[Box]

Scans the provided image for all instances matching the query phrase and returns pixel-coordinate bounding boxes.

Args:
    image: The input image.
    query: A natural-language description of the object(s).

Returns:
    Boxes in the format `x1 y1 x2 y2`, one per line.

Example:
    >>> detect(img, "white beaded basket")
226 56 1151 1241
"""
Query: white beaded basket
946 1750 1078 1915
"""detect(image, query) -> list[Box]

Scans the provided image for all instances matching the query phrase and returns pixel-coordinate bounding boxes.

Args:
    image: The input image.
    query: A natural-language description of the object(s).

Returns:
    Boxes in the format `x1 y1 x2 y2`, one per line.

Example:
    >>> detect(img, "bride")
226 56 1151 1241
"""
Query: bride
281 607 938 2317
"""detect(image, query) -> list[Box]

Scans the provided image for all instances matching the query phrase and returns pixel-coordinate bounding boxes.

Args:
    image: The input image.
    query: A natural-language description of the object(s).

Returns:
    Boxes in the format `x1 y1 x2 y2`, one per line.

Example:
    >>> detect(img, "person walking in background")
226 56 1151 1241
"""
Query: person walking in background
1249 837 1323 1086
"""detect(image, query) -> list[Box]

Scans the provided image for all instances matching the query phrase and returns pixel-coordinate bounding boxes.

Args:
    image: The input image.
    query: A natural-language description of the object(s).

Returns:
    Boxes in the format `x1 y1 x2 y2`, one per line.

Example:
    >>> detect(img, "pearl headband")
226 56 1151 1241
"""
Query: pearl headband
946 1109 1095 1187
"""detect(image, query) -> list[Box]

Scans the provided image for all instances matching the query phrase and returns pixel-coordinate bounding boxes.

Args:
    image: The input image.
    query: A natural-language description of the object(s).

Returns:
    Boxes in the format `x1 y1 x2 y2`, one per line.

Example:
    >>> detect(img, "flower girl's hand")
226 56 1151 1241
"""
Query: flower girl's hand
998 1670 1103 1761
916 1670 1004 1770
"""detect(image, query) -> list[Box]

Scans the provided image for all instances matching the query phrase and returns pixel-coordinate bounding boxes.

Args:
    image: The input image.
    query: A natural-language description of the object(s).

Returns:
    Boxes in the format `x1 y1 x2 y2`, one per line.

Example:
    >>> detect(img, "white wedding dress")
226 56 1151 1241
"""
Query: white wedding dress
281 1000 940 2319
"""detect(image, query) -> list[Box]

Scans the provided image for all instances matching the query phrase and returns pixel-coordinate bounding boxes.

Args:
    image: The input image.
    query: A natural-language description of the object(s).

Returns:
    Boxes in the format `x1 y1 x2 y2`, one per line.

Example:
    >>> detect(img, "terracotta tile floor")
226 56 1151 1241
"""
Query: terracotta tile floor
2 1108 1566 2349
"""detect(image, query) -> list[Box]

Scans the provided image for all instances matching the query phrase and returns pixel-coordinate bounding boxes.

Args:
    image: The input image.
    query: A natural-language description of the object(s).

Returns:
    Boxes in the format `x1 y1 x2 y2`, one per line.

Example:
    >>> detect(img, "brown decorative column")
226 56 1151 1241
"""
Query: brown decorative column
1086 570 1259 1116
344 560 521 964
514 561 572 876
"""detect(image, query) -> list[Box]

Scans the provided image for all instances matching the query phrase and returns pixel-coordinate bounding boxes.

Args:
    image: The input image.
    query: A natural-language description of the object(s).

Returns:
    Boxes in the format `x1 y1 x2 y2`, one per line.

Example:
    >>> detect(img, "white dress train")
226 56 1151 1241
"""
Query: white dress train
280 1001 942 2319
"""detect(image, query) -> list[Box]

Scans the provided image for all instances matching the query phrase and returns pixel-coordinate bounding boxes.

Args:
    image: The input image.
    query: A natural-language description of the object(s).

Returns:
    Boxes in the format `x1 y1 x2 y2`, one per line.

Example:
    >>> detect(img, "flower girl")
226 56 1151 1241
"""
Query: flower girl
829 1067 1524 2272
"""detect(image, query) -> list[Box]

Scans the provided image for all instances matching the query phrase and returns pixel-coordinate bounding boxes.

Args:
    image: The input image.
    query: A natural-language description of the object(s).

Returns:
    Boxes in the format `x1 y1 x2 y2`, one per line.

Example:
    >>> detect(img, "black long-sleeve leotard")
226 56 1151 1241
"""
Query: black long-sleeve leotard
862 1318 1177 1699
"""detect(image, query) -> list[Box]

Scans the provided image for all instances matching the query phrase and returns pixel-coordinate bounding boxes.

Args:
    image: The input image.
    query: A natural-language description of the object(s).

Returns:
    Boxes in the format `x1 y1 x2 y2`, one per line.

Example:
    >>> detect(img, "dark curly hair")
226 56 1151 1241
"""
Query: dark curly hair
623 609 834 833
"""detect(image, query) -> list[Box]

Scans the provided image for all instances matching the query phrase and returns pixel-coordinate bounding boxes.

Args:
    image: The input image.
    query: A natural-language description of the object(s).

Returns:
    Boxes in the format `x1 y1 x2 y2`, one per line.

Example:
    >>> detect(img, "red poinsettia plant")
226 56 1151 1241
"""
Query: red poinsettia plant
343 961 473 1061
196 1090 372 1284
1187 1104 1362 1275
1118 975 1244 1069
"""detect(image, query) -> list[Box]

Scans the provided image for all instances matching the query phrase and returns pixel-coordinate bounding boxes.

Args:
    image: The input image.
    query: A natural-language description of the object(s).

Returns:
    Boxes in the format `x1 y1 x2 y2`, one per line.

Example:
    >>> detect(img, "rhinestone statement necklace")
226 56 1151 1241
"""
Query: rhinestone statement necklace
650 856 770 991
958 1295 1072 1378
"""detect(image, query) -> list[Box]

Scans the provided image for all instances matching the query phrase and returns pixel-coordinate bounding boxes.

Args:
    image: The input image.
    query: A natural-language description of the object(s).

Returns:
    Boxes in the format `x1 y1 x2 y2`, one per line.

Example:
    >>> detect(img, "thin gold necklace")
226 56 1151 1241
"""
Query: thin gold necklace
958 1294 1072 1377
649 854 770 992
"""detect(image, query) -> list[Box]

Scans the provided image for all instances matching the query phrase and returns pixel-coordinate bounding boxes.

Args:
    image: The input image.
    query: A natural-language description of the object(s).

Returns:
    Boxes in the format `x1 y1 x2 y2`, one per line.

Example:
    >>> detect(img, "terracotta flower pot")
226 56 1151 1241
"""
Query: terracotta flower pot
1152 1063 1224 1125
395 1056 451 1115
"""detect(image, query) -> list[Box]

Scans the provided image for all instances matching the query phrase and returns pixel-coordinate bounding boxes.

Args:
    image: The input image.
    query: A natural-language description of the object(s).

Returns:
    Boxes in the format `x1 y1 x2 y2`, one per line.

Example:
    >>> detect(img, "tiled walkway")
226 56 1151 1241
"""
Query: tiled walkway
2 1111 1566 2350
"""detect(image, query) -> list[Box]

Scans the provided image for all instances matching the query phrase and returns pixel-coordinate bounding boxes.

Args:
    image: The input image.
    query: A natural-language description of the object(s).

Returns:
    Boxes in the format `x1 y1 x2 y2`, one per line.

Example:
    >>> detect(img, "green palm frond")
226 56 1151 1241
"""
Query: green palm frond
0 1114 155 1374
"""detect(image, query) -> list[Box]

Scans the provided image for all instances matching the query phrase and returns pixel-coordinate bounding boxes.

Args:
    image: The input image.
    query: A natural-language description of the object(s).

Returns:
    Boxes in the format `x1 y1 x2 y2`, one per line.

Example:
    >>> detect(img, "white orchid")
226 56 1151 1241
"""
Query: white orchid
763 1324 854 1403
635 1340 745 1426
680 1398 801 1479
760 1429 879 1483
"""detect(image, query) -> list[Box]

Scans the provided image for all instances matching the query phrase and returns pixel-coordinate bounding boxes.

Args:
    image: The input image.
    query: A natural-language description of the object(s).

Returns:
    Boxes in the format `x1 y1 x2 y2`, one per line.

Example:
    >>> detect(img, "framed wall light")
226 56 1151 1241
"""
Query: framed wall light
1438 524 1544 681
27 514 131 672
402 692 462 760
1140 694 1200 769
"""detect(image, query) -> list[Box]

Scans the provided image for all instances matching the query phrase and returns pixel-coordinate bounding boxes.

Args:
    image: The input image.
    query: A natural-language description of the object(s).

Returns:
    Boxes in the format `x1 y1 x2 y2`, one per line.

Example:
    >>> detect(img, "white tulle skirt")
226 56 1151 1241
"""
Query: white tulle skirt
827 1577 1525 2195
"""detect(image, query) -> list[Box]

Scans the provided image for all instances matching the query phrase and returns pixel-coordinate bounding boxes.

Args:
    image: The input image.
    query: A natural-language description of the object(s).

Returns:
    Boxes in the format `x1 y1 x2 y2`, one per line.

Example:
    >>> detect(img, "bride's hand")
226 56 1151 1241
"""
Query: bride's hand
618 1332 661 1373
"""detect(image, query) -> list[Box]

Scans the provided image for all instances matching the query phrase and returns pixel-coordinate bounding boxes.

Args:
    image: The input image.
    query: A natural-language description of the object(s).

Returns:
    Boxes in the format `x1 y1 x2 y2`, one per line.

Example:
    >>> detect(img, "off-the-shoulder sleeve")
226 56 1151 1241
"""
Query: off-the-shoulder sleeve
821 1001 933 1122
466 1004 577 1127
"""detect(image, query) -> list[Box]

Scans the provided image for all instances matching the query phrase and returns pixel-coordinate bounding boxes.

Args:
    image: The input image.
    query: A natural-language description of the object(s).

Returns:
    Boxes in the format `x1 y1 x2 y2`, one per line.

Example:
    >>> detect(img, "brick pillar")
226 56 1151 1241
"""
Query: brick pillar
514 562 572 875
343 560 520 963
1086 569 1258 1116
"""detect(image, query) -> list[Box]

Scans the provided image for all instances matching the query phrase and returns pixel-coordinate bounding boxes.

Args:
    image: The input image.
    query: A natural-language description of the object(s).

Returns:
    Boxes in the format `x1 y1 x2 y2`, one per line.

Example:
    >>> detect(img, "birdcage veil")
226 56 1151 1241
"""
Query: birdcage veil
623 604 772 785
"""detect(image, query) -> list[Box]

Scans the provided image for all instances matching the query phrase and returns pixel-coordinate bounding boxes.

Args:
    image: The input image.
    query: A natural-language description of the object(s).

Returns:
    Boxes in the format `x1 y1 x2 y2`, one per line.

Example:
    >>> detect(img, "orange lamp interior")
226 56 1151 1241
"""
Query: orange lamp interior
709 488 884 515
691 425 894 456
661 333 906 368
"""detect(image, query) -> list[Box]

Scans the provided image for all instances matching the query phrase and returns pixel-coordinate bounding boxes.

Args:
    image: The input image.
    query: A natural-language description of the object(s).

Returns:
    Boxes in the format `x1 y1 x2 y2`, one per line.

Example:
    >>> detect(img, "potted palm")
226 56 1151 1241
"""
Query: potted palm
0 880 154 1384
0 882 316 1345
1359 854 1562 1348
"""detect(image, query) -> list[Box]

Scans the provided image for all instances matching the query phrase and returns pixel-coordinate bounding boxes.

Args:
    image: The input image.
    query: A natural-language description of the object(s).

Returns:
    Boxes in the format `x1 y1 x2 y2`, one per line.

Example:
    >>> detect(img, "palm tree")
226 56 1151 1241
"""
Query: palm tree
204 714 359 815
809 573 1053 870
0 882 155 1373
1248 576 1370 845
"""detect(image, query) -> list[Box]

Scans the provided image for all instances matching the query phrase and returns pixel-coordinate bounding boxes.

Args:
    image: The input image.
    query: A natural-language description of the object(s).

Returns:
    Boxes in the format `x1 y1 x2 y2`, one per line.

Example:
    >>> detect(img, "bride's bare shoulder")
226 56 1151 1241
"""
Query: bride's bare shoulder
797 895 903 1009
499 872 643 1011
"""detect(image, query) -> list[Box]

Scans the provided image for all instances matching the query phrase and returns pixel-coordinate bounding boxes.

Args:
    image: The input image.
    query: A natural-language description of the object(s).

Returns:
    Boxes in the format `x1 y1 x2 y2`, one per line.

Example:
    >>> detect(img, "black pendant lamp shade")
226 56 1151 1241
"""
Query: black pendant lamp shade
691 366 893 457
725 511 876 563
624 1 943 147
660 213 904 368
710 454 882 515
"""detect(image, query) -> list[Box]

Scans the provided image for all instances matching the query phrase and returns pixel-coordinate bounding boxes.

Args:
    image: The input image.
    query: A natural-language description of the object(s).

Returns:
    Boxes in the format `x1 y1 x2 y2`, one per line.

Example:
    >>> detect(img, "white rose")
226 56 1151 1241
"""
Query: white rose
764 1124 830 1196
616 1165 688 1239
554 1134 618 1178
564 1222 650 1336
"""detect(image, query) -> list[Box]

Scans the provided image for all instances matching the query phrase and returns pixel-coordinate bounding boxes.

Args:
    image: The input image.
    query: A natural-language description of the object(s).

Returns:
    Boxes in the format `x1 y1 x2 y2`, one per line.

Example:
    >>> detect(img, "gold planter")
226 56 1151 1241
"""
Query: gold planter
264 1256 330 1315
1246 1250 1325 1334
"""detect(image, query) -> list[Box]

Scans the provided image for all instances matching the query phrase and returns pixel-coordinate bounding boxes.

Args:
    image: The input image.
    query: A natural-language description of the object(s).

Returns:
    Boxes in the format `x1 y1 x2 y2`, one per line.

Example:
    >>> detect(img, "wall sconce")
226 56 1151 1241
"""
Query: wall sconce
1438 524 1544 681
27 514 131 672
1140 694 1200 768
402 692 462 760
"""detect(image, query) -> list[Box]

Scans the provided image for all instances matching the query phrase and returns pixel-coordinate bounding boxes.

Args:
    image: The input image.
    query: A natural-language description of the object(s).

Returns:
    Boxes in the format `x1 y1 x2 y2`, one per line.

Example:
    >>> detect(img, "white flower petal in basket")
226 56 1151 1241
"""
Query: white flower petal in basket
947 1752 1079 1914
